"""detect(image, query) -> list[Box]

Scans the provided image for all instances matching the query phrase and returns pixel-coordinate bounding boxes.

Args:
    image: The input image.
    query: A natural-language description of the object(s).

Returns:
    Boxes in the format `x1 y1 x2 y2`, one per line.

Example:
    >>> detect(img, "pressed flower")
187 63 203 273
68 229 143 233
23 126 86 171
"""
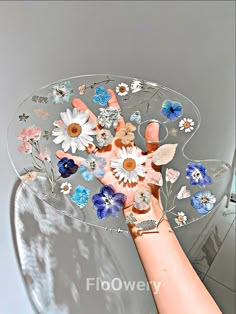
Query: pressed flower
166 168 180 183
160 100 183 121
130 111 141 124
78 84 86 95
19 113 29 122
52 108 96 153
131 79 143 93
177 186 191 199
169 128 178 137
191 191 216 215
71 185 90 208
96 129 113 147
125 212 137 224
116 122 136 145
179 118 195 133
49 81 73 104
18 141 32 154
111 146 146 183
60 182 72 194
17 126 42 141
92 185 126 219
134 187 151 210
38 148 51 161
175 212 187 226
20 171 37 182
79 154 106 181
186 162 212 187
93 86 111 106
145 168 163 186
57 157 78 178
116 83 129 96
97 107 121 129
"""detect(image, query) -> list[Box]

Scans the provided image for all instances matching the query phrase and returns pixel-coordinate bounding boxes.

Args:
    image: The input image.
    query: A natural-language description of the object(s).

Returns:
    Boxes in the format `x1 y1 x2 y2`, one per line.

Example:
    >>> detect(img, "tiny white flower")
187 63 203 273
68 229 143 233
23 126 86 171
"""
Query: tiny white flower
175 211 187 226
60 182 72 194
116 83 129 96
131 79 143 93
179 118 195 133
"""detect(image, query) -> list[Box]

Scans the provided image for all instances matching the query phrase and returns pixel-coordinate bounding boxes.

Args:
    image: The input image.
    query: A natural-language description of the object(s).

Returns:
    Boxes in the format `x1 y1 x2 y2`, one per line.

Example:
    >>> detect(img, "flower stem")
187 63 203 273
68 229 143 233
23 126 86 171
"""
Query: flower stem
87 76 114 89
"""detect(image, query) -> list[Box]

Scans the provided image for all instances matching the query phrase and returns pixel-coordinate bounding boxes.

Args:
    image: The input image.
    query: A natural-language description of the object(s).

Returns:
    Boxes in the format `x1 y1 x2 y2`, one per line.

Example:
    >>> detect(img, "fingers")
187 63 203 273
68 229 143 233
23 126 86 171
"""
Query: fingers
144 122 160 153
56 150 85 166
71 98 100 154
107 89 125 130
72 98 98 126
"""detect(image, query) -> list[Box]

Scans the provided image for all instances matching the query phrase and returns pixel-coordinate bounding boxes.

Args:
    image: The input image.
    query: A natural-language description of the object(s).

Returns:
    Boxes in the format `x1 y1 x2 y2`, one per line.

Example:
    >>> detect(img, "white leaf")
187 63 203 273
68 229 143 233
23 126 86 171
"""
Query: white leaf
177 186 191 199
152 144 178 166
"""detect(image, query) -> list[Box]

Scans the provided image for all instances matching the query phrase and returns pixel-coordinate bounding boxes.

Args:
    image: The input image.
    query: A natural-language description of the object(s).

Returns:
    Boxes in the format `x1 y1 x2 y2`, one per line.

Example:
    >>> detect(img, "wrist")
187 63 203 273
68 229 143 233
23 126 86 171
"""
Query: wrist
124 196 171 238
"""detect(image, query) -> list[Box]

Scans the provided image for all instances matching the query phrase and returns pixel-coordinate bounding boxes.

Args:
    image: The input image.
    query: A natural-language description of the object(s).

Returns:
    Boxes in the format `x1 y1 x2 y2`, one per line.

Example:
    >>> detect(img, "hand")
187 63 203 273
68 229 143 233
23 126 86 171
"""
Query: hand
56 90 166 233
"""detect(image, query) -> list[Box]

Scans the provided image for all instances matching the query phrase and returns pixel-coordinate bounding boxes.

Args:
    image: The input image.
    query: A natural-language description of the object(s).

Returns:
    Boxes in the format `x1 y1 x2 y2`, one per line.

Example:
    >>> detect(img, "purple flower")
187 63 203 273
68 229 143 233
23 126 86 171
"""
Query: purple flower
57 157 78 178
92 185 126 219
160 100 183 121
191 190 216 215
186 162 212 187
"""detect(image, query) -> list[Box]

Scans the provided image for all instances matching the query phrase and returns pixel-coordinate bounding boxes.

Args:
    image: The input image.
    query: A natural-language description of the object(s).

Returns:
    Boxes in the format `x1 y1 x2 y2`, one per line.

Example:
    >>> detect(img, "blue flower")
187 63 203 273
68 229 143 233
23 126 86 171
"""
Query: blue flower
71 185 90 208
49 81 73 104
57 157 78 178
160 99 183 121
93 86 111 106
92 185 126 219
186 162 212 187
191 190 216 215
79 154 106 181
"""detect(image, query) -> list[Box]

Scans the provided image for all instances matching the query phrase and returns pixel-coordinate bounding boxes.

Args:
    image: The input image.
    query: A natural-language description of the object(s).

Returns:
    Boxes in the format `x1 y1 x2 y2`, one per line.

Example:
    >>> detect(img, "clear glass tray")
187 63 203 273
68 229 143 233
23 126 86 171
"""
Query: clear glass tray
8 74 232 232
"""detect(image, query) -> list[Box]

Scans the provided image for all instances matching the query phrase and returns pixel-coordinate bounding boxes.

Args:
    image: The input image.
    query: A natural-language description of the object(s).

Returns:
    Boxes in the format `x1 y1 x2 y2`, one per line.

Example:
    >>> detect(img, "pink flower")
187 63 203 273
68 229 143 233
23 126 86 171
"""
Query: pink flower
177 186 191 199
17 126 42 141
18 141 32 154
116 122 136 145
78 84 86 95
20 171 37 182
145 168 163 186
166 168 180 183
38 148 51 161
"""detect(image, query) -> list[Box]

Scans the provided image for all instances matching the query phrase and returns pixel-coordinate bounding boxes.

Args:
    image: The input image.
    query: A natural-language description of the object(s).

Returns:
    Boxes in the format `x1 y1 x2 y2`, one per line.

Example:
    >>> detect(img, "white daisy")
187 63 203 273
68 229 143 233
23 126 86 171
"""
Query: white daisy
131 79 143 93
179 118 195 133
111 146 146 183
175 212 187 226
52 108 96 153
116 83 129 96
60 182 72 194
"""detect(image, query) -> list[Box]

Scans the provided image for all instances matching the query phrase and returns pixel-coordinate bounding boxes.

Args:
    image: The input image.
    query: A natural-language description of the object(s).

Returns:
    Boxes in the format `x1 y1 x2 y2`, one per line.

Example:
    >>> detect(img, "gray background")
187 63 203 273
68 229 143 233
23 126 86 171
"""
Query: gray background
0 1 235 313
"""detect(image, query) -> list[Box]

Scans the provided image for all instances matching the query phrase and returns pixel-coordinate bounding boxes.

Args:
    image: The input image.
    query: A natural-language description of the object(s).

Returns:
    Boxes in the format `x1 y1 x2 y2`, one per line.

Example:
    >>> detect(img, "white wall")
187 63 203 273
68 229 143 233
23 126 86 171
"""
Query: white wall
0 1 235 313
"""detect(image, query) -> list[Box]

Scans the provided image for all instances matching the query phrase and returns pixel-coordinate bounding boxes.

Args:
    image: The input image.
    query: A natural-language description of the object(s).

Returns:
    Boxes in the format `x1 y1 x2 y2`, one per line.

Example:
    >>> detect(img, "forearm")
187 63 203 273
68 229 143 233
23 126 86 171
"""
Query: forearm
129 206 221 314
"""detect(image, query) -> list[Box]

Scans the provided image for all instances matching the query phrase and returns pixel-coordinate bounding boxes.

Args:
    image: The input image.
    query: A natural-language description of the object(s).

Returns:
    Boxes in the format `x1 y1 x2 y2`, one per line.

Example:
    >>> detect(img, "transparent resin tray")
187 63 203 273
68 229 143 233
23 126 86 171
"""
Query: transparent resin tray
8 74 232 232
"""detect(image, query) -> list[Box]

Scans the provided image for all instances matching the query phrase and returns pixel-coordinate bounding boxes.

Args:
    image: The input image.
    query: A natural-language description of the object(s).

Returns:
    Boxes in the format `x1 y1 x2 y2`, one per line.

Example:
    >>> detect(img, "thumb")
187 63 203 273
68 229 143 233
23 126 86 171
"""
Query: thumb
56 150 85 166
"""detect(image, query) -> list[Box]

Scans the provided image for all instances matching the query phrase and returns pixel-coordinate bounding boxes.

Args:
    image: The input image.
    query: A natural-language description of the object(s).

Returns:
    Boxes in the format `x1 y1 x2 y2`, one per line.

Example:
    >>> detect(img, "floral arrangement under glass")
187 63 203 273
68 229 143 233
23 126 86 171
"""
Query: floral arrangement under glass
8 75 231 233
